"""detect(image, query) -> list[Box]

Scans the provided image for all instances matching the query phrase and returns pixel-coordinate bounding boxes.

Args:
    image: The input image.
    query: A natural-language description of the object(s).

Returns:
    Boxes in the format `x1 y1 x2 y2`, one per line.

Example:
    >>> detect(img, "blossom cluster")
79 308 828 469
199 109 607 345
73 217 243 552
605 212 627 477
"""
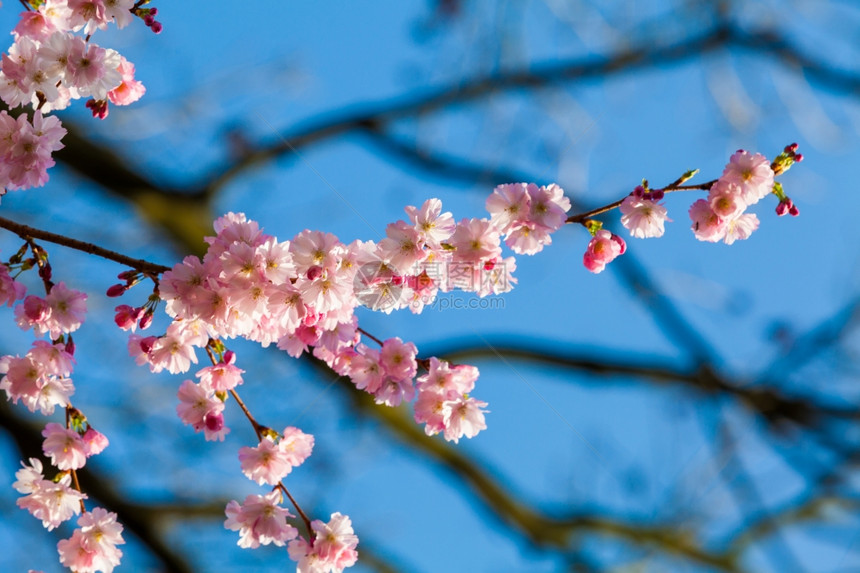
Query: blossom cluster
0 0 150 195
1 252 122 572
0 269 85 414
141 194 565 444
224 493 359 572
16 460 124 572
581 146 801 274
115 191 572 569
688 150 774 244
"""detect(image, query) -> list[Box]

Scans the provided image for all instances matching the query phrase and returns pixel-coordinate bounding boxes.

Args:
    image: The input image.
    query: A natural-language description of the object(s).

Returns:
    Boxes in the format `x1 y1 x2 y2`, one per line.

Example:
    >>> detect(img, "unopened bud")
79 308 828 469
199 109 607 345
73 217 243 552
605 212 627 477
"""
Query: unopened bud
139 336 157 354
306 266 323 281
138 308 154 330
114 305 137 329
204 412 225 433
794 153 803 163
106 284 127 297
789 204 799 216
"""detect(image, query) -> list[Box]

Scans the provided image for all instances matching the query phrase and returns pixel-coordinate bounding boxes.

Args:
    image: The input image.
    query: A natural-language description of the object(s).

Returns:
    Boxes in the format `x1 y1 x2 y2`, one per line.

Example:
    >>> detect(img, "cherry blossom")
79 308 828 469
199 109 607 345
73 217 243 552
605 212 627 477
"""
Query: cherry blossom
583 229 626 274
288 512 359 573
224 490 298 549
42 422 87 470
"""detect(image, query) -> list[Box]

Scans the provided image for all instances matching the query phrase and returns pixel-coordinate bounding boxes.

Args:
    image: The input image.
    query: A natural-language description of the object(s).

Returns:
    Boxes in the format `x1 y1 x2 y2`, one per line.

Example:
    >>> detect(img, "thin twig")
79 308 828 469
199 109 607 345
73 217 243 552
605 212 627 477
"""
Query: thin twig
0 216 170 275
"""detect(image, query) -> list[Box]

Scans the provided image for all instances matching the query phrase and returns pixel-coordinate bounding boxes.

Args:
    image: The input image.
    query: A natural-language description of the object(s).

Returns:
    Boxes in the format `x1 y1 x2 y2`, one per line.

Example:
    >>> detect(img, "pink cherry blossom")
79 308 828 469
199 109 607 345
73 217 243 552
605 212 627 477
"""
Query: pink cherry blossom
582 230 626 274
279 426 314 467
15 458 86 531
195 356 244 392
689 199 726 243
620 194 670 238
723 213 760 245
707 180 746 219
82 428 109 457
42 422 87 470
486 182 530 232
17 473 86 531
720 149 774 205
443 395 489 443
527 183 570 231
503 222 552 255
45 281 87 336
57 509 124 573
239 437 293 486
449 218 502 263
0 262 26 305
224 490 298 549
373 375 415 407
413 388 447 436
107 56 144 105
379 337 417 381
405 198 455 249
78 507 125 555
288 512 359 573
176 379 226 439
347 345 385 394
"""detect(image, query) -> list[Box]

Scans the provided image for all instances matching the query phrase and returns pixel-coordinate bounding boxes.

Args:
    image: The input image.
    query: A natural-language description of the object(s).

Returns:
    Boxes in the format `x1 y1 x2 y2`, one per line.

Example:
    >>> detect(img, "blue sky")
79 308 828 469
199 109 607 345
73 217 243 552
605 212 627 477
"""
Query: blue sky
1 2 859 572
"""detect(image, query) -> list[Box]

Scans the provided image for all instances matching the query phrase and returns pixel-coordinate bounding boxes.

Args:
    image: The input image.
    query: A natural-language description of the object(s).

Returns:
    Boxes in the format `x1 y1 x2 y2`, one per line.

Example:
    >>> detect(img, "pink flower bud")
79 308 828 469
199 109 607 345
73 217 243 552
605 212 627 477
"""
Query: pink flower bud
82 428 109 457
223 350 236 364
85 99 109 120
204 412 225 433
306 266 323 281
138 308 154 330
776 202 789 216
106 284 127 297
785 143 799 153
794 153 803 163
150 21 163 34
139 336 157 354
789 204 799 216
114 305 137 329
65 337 75 356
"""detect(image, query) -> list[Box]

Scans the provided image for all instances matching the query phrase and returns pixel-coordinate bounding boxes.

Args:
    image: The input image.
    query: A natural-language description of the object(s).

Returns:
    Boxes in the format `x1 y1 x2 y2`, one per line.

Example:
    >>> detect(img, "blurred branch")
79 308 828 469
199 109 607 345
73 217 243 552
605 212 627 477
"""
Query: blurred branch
328 366 743 572
0 216 171 275
435 337 859 434
197 23 860 197
727 493 860 558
